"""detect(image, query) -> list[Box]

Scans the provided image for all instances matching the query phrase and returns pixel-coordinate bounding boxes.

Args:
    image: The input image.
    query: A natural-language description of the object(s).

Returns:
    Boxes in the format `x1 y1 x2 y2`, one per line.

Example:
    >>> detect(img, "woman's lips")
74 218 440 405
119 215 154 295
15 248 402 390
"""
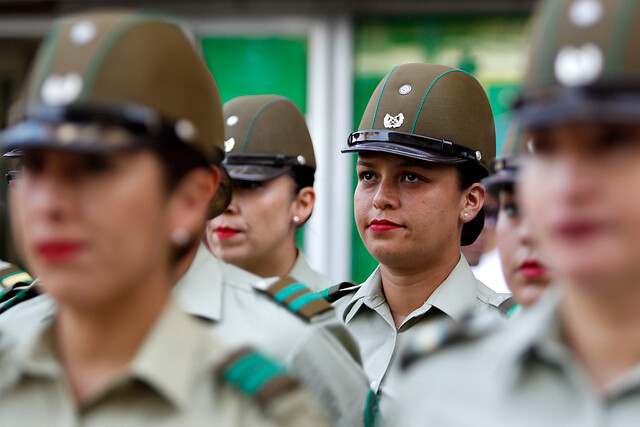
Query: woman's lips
36 241 85 263
518 260 547 279
215 226 240 240
554 220 604 242
369 219 404 233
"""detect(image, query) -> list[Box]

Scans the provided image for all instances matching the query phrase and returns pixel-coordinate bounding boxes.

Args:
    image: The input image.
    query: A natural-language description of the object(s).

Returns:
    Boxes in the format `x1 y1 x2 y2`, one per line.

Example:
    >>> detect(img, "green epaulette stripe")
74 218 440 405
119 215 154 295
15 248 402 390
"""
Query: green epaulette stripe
289 292 322 312
224 352 286 396
273 282 306 303
319 287 331 300
507 304 520 317
364 389 380 427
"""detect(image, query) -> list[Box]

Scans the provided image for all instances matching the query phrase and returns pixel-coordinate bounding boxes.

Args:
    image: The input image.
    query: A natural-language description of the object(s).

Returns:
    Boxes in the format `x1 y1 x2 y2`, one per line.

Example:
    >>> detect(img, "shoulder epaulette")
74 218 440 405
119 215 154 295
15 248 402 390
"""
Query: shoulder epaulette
260 276 333 322
319 281 361 303
0 264 32 290
0 280 40 315
400 313 499 370
497 297 519 317
217 346 299 406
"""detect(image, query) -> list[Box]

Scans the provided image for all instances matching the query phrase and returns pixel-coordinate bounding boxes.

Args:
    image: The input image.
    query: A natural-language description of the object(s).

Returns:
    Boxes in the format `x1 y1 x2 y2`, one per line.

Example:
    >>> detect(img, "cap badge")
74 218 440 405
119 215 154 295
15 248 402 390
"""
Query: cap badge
41 73 83 106
296 155 306 165
399 84 412 95
569 0 603 28
226 115 239 126
224 137 236 153
70 21 97 45
554 43 603 87
383 113 404 129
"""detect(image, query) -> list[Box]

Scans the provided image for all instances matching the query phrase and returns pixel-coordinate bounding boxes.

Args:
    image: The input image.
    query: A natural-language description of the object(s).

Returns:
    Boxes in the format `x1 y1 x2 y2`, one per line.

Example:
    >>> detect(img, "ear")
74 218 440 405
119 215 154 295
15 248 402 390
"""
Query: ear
291 186 315 226
459 183 485 224
167 167 219 240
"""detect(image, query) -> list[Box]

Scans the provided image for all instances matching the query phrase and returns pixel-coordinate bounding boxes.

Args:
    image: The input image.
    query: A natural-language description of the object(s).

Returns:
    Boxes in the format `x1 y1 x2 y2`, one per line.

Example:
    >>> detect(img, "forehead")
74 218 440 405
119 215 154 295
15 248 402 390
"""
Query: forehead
356 152 448 171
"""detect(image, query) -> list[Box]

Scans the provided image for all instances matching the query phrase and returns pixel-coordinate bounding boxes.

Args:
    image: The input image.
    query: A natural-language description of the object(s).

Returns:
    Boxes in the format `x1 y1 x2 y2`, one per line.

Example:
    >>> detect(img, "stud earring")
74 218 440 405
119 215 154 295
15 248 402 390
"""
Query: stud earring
171 227 191 246
463 213 469 219
293 216 300 223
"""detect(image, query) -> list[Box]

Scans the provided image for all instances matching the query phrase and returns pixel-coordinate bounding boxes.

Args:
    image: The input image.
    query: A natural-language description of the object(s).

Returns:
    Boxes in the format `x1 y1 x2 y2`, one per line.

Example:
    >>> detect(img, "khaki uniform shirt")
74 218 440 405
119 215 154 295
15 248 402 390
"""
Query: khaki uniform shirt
173 244 371 427
394 289 640 427
332 255 503 418
0 301 327 427
288 249 334 292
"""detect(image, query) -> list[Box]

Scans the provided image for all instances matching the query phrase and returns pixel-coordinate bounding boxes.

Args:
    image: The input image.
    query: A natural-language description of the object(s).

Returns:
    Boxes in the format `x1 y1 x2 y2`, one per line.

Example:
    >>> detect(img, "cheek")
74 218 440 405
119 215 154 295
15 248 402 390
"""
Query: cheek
353 188 369 230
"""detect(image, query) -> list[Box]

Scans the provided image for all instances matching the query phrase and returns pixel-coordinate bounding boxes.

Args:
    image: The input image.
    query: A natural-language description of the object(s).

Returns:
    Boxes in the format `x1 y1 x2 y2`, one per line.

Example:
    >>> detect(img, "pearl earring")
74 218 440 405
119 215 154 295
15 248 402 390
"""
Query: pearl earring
463 213 469 219
171 227 191 246
293 216 300 223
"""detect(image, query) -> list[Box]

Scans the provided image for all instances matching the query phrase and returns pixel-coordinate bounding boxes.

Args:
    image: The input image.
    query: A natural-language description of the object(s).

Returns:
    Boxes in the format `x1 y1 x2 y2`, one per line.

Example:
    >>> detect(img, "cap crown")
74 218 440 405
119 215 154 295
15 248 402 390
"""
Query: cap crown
223 95 316 170
358 63 495 170
526 0 640 91
9 10 223 161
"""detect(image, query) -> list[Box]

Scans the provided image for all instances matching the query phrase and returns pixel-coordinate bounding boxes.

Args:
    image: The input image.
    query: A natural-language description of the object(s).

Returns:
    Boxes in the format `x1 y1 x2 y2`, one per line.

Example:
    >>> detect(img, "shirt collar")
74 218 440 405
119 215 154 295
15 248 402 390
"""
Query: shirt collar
173 243 223 321
342 255 480 324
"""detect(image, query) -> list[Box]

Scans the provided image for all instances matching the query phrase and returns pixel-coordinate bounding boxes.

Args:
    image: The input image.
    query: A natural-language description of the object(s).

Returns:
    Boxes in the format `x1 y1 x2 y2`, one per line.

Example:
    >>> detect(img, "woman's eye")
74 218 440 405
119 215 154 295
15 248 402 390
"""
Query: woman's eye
358 171 375 182
402 173 421 183
504 202 520 218
82 155 112 173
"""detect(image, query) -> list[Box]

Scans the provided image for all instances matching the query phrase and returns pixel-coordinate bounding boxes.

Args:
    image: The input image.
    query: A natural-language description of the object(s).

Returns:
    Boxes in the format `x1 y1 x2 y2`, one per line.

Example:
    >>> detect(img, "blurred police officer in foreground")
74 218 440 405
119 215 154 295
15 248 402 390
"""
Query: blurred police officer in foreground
206 95 333 291
395 0 640 424
0 10 327 426
482 119 553 310
172 100 370 426
325 62 503 418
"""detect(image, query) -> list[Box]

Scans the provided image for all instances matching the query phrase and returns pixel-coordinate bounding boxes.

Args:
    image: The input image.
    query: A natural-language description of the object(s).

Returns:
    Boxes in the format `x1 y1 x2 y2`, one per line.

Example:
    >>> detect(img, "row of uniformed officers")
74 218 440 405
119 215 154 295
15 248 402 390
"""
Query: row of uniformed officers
0 0 639 425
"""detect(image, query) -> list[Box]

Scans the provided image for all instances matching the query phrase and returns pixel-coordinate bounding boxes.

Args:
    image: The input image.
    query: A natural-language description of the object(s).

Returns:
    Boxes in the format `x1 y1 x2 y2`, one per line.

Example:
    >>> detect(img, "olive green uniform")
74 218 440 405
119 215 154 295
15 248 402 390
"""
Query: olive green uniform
174 243 371 427
332 255 503 417
0 301 328 427
394 289 640 426
289 249 333 292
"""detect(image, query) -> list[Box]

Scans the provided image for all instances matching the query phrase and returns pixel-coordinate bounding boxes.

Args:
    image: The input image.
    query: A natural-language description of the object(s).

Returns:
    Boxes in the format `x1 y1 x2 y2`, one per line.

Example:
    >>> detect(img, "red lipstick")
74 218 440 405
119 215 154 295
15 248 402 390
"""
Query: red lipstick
36 241 85 263
519 260 547 279
216 226 240 240
554 221 603 242
369 219 404 233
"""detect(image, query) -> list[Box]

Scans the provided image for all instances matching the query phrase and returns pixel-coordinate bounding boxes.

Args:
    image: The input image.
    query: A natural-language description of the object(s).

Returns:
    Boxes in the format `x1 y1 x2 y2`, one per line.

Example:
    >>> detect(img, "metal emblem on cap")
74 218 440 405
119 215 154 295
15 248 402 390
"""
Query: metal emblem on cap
554 43 604 87
70 21 97 45
224 137 236 153
226 115 239 126
399 84 412 95
569 0 603 28
41 73 83 106
296 155 306 165
383 113 404 129
475 151 482 161
175 119 197 142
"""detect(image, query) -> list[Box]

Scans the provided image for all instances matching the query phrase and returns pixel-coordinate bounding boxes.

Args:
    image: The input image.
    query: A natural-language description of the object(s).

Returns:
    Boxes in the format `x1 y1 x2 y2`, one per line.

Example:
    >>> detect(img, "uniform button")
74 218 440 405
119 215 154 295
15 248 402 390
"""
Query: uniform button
392 331 397 338
370 381 377 389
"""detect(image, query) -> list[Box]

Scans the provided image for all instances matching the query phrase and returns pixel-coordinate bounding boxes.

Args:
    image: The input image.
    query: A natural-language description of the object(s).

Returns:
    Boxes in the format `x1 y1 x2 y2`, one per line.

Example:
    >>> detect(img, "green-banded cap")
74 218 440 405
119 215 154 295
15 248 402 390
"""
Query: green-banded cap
482 119 530 193
516 0 640 127
343 63 495 174
0 10 224 165
222 95 315 182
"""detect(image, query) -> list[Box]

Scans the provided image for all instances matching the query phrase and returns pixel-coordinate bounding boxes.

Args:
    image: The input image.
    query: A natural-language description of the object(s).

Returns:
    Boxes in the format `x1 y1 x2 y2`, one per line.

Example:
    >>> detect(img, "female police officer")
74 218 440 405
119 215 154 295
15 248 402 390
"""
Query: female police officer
0 11 325 426
206 95 331 290
327 62 503 417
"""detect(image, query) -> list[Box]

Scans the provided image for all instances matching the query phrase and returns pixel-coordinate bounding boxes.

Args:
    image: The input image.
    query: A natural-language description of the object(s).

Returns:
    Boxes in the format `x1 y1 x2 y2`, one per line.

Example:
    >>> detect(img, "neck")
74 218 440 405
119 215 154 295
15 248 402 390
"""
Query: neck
55 275 170 404
561 283 640 390
381 252 461 329
240 239 298 279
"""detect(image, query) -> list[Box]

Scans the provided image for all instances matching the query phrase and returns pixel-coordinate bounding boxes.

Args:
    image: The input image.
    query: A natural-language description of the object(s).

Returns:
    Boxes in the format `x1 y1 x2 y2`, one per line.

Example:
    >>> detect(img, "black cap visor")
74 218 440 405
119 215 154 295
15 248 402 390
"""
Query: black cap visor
343 130 483 167
0 103 222 164
224 154 305 182
515 86 640 128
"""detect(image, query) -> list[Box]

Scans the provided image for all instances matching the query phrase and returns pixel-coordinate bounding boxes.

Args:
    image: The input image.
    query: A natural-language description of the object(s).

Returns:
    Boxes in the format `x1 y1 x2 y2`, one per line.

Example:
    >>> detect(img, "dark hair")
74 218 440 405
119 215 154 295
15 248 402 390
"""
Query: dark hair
455 161 488 191
288 165 315 193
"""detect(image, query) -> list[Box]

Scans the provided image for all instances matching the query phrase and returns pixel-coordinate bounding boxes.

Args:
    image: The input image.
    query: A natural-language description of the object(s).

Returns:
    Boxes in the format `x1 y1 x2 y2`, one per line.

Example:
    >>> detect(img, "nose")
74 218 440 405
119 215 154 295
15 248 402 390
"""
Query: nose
224 195 239 215
24 173 76 225
552 154 597 208
517 213 534 247
372 178 399 210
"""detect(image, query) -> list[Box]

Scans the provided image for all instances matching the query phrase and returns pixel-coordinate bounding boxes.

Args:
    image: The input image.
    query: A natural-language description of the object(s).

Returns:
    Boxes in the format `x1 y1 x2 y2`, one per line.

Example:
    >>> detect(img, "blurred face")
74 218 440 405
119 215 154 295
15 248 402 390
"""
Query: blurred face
354 152 477 271
521 123 640 293
495 188 551 306
207 174 297 270
14 149 173 309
